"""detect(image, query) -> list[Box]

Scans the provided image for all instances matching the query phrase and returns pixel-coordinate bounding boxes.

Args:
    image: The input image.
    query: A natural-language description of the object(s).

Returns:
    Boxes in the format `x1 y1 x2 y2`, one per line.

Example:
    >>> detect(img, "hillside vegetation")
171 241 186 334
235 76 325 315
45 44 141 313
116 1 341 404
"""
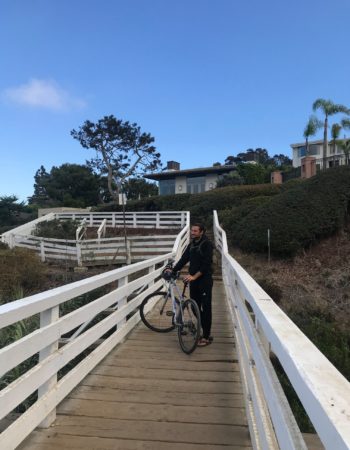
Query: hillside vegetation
102 166 350 257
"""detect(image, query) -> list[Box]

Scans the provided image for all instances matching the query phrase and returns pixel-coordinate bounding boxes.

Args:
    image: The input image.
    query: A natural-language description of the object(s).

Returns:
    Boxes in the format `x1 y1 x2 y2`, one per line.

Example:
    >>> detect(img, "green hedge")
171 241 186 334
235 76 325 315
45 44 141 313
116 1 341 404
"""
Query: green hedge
94 184 282 228
227 166 350 256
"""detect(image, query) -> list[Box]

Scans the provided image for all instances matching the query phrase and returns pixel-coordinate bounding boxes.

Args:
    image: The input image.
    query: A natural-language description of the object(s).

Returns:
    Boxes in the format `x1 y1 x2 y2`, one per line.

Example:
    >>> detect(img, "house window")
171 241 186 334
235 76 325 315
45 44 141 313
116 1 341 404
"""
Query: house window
297 146 306 158
159 179 175 195
186 176 206 194
308 145 320 156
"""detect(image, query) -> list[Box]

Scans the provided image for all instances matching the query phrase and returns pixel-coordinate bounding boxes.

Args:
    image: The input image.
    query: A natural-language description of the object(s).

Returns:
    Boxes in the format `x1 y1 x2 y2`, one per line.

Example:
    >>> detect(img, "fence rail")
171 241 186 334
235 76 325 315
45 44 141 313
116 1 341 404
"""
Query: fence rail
213 210 350 450
0 217 190 450
10 233 179 265
1 211 189 266
55 211 187 229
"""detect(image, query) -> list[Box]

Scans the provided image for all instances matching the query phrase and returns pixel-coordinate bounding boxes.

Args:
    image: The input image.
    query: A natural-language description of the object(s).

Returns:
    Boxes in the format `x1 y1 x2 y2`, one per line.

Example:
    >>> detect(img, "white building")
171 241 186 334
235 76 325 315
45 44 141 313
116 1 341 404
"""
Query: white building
144 161 236 195
291 139 350 170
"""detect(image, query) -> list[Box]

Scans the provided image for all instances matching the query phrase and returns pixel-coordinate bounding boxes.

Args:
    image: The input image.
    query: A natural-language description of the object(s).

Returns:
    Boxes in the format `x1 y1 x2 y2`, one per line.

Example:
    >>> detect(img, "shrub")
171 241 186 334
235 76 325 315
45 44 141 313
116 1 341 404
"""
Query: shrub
94 184 282 231
219 196 273 239
0 248 46 304
229 166 350 256
33 218 80 240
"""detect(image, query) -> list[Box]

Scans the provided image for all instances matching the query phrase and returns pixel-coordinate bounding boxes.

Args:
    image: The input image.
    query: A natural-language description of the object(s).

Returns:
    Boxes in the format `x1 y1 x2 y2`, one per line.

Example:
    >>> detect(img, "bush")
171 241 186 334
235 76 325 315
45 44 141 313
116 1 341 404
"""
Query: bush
229 166 350 256
0 248 46 303
219 196 273 238
33 218 80 240
94 184 282 231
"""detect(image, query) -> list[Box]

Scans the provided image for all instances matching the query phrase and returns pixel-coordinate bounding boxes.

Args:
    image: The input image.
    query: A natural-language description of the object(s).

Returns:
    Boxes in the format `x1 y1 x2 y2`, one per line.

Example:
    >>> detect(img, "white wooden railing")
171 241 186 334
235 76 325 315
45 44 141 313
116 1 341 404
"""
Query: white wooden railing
0 217 190 450
213 210 350 450
1 212 188 266
75 218 87 241
97 218 107 242
55 211 187 229
7 234 179 266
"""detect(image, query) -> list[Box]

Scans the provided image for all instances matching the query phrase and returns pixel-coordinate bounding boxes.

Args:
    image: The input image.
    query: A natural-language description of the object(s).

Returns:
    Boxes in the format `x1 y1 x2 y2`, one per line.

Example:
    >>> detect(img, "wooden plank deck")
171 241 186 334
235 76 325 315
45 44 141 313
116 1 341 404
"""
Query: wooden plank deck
19 281 252 449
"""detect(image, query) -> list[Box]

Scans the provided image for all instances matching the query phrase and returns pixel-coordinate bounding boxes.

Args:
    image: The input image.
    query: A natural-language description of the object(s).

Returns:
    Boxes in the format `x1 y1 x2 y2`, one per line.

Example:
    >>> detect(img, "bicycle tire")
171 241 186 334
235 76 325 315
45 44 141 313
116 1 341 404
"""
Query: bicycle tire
178 298 201 354
139 291 175 333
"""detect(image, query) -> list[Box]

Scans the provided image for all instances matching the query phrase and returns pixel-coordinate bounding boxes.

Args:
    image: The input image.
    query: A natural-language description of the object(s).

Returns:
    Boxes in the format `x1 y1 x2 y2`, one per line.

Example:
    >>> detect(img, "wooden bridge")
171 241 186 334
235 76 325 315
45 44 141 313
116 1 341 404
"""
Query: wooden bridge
1 211 350 449
17 281 250 449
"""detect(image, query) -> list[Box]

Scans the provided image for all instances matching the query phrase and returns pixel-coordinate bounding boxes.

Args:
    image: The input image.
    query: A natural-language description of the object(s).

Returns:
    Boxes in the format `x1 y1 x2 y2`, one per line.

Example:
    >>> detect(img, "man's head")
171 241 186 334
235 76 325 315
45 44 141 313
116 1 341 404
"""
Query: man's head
191 223 205 240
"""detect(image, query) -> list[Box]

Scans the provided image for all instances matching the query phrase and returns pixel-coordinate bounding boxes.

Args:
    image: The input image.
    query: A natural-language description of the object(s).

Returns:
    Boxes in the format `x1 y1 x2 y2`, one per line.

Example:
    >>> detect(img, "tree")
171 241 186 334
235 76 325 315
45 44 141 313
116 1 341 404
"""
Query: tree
330 123 342 163
237 163 267 185
312 98 350 169
338 139 350 165
341 118 350 132
303 115 323 155
224 155 240 165
32 165 50 204
29 164 101 207
123 178 158 200
71 115 161 203
0 196 35 232
269 154 292 167
216 171 243 187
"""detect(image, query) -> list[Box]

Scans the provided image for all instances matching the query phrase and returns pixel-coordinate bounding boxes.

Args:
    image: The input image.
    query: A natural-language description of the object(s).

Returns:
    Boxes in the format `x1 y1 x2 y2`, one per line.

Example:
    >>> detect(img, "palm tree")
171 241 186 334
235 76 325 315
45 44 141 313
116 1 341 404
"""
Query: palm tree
330 123 342 164
303 115 323 155
338 139 350 165
341 118 350 131
312 99 350 169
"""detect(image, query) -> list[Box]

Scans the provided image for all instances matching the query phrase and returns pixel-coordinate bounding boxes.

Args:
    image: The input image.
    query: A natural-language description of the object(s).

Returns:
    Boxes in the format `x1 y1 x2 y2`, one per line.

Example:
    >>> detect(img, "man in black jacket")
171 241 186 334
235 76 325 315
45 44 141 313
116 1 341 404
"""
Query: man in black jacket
172 223 213 346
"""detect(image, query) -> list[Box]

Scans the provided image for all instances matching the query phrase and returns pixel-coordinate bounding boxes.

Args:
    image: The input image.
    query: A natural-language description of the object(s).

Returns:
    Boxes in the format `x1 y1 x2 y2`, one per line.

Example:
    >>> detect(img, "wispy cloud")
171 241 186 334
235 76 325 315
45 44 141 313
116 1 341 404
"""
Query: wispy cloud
3 78 86 111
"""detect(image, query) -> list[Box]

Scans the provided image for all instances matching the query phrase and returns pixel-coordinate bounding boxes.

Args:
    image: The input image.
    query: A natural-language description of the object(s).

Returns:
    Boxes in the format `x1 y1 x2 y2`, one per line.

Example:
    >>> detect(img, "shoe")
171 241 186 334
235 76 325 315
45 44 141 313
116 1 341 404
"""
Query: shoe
197 338 211 347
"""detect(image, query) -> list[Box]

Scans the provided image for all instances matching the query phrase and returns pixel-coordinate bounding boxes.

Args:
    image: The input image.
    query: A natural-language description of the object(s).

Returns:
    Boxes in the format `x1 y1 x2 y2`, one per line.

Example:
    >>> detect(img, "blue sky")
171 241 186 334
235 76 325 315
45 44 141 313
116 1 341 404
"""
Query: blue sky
1 0 350 202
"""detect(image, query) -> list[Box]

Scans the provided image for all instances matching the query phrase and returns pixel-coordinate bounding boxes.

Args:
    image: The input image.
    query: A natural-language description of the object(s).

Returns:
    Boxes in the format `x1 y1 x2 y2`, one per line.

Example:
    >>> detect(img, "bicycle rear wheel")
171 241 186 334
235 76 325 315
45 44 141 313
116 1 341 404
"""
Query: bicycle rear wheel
139 291 175 333
178 298 201 354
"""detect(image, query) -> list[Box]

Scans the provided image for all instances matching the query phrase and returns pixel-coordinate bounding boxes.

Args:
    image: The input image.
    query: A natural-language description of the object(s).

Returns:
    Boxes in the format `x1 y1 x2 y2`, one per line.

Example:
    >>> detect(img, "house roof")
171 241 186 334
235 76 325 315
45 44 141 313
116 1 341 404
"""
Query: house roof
290 139 324 148
144 165 236 181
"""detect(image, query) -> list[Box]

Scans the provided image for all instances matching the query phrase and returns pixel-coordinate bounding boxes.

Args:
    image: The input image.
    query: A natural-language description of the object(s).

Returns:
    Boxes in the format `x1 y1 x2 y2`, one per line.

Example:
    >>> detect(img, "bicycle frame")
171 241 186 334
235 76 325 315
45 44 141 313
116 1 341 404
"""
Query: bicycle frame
165 278 188 326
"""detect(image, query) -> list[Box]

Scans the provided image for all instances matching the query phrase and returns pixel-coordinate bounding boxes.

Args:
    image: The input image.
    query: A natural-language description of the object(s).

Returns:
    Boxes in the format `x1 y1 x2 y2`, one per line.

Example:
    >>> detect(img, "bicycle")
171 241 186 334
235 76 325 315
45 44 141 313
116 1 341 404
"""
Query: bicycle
139 268 201 354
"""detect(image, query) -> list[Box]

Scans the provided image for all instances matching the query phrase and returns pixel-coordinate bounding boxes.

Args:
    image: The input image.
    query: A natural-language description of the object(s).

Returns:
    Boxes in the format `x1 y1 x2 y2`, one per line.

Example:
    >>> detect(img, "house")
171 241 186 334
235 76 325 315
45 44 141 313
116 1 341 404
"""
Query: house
144 161 236 195
291 138 350 170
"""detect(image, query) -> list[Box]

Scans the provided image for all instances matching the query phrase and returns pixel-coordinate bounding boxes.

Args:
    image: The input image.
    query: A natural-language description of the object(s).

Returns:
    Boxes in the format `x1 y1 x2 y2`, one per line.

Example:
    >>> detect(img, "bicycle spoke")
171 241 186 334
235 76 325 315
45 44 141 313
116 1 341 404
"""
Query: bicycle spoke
178 299 201 354
140 291 175 333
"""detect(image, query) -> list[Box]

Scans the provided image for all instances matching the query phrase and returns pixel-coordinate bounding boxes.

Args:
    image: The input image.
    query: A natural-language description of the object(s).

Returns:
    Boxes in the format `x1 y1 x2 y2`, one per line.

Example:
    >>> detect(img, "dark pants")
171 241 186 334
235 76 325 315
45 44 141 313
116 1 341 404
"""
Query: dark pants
190 277 213 340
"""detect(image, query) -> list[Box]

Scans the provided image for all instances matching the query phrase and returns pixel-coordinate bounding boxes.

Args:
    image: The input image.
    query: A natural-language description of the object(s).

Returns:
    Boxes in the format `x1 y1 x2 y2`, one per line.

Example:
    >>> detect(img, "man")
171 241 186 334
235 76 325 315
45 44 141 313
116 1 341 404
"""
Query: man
171 223 213 346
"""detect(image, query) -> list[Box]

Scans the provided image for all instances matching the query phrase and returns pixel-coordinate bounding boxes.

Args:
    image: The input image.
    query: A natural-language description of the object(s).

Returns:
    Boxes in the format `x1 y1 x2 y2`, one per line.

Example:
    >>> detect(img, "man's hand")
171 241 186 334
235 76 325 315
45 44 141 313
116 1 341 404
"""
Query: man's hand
183 274 195 283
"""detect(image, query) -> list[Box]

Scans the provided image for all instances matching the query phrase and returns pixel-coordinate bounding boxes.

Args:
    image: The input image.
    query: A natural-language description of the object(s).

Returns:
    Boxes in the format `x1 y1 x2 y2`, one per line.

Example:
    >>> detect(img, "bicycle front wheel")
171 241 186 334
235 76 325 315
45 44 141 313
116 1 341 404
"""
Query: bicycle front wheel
139 291 175 333
178 299 201 354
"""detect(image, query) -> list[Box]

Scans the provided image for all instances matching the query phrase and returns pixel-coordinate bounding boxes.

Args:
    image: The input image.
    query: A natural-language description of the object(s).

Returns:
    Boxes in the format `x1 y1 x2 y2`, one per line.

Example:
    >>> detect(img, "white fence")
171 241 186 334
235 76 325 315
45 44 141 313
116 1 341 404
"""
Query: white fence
0 219 190 449
213 210 350 450
55 211 187 229
9 234 179 266
1 212 188 266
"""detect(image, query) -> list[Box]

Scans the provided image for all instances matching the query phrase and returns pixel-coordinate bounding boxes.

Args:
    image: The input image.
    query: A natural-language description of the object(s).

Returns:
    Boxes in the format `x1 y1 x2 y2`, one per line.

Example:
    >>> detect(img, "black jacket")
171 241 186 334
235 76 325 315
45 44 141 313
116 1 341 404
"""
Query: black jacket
173 235 213 278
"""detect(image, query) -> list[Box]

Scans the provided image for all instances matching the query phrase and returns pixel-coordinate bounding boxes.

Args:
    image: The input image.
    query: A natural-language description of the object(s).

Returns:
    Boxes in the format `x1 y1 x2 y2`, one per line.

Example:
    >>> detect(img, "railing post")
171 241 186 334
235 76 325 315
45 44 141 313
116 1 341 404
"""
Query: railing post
133 213 137 228
90 213 93 226
40 239 45 262
76 242 82 266
148 264 155 288
112 213 116 227
38 305 59 428
117 276 128 328
126 239 131 265
156 212 160 228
